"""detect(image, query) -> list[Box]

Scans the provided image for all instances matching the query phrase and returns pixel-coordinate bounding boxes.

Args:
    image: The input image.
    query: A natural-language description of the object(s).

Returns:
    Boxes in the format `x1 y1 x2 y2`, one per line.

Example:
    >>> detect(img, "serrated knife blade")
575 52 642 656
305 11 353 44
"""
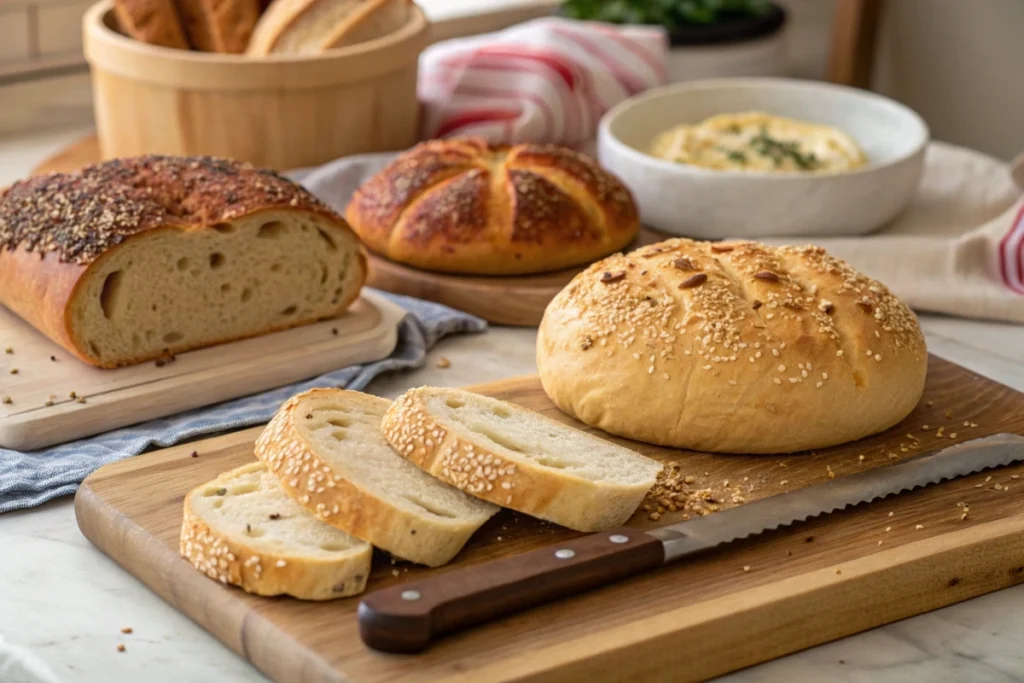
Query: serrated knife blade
358 433 1024 653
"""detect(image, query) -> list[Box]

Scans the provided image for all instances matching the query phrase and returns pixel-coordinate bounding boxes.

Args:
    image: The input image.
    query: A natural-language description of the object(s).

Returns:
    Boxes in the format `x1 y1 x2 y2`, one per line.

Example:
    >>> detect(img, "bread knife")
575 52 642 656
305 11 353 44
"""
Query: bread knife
357 433 1024 653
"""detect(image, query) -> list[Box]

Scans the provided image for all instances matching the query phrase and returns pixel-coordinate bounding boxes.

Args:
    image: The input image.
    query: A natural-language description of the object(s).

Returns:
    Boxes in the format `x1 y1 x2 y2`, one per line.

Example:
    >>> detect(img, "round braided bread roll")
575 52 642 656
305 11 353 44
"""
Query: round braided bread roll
345 138 639 275
537 239 928 454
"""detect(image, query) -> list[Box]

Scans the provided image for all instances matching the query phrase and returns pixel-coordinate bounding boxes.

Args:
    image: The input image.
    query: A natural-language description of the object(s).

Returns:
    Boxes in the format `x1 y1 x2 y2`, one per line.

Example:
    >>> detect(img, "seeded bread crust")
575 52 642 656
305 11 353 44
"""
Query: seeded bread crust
0 156 367 367
344 138 640 275
537 238 928 454
254 390 498 566
180 462 372 600
381 387 661 531
114 0 190 49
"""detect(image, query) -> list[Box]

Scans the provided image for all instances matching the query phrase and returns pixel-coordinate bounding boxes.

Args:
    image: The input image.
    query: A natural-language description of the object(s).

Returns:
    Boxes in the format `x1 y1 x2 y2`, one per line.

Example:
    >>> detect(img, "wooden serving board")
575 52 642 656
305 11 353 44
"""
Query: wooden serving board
75 357 1024 683
0 292 403 451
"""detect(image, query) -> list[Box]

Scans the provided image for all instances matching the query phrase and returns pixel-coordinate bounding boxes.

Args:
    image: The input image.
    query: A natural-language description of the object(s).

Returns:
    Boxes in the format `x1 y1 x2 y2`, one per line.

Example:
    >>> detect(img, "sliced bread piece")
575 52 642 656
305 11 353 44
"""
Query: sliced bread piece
254 389 499 567
246 0 407 55
382 387 664 532
180 461 372 600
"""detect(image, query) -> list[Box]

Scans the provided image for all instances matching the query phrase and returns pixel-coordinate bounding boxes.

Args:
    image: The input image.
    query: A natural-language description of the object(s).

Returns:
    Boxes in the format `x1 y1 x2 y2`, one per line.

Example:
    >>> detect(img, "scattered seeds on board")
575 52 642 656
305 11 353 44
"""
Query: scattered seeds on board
827 465 836 479
50 355 57 362
436 356 451 369
116 644 126 653
3 347 12 354
77 397 87 404
743 565 751 572
835 568 842 575
121 627 133 634
190 450 198 458
69 391 77 399
916 524 925 530
9 368 18 375
888 511 894 517
1 396 11 405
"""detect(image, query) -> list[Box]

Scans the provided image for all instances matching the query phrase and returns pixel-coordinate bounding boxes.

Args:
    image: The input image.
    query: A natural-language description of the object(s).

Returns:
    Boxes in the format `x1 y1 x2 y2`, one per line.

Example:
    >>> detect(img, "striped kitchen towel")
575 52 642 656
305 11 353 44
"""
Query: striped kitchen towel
419 17 669 146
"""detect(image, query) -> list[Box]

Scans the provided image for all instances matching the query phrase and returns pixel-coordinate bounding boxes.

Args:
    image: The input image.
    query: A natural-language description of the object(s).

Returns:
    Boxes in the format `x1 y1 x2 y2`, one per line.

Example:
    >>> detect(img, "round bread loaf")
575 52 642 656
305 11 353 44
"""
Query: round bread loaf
344 138 639 275
537 239 927 454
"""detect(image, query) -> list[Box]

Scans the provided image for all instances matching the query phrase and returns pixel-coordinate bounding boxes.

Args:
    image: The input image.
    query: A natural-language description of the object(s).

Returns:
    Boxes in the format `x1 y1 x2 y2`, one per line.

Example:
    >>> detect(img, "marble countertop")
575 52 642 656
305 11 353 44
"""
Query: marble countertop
3 133 1024 683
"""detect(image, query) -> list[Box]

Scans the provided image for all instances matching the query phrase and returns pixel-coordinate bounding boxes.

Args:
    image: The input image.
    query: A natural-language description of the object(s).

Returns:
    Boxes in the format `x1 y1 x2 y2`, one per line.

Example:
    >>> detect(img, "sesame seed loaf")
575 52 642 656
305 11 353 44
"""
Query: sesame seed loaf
174 0 262 53
254 389 498 566
381 387 663 531
0 155 367 368
114 0 190 49
246 0 410 55
344 138 640 275
180 461 372 600
537 238 928 454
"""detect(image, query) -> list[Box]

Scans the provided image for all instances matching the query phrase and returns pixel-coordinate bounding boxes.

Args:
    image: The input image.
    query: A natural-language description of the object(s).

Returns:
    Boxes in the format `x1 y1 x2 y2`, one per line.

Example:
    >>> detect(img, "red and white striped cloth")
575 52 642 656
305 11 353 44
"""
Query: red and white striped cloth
418 17 669 146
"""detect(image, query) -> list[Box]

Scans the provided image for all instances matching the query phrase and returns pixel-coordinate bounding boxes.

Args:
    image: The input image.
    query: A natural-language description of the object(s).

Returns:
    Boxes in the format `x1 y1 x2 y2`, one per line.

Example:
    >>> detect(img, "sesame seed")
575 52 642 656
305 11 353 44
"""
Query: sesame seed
836 350 844 357
915 524 924 530
276 560 287 568
773 378 782 385
778 364 786 373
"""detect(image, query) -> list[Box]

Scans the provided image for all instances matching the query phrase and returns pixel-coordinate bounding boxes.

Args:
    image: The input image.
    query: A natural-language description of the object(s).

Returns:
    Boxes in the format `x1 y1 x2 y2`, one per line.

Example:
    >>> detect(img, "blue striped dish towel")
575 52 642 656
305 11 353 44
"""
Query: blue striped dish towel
0 291 485 513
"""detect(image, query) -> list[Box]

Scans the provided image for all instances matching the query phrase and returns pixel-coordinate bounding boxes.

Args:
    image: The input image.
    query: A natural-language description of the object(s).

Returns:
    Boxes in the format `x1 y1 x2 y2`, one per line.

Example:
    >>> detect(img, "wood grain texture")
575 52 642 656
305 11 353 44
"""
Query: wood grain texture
826 0 885 88
0 292 404 450
366 227 666 327
30 134 101 176
75 356 1024 683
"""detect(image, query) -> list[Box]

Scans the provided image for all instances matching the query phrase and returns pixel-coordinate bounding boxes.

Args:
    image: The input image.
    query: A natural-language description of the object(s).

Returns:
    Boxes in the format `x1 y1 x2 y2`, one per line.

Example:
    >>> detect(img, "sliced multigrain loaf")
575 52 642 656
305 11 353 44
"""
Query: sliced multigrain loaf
114 0 190 48
381 387 663 532
246 0 408 55
174 0 262 53
180 461 372 600
0 156 366 368
255 389 498 567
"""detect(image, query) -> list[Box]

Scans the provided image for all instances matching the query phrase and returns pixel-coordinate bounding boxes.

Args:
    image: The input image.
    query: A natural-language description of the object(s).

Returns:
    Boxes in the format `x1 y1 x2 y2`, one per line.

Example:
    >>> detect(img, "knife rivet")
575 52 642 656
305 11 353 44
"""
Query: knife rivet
401 590 421 601
609 534 630 544
554 549 575 560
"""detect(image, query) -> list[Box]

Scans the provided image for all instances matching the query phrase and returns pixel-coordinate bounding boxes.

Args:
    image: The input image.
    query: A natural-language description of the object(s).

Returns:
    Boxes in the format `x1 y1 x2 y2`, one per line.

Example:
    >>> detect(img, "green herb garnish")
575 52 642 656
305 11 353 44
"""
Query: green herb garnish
560 0 771 29
749 131 820 170
724 149 748 164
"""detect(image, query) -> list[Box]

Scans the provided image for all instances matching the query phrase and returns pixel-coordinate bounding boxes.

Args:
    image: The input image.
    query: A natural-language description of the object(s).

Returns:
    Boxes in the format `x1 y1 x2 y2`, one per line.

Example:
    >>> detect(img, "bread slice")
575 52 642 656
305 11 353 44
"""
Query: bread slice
382 388 664 531
174 0 262 53
180 461 372 600
114 0 190 49
255 389 499 566
246 0 408 55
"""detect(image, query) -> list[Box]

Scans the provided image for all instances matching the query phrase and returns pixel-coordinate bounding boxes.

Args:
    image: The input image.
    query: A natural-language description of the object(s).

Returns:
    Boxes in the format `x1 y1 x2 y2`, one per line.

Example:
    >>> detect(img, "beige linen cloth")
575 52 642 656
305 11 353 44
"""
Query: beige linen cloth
760 141 1024 324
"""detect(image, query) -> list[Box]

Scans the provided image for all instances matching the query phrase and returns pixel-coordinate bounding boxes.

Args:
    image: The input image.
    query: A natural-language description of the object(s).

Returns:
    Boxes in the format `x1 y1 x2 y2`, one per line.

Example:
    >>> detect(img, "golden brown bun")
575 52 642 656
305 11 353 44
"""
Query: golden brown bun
537 239 928 454
114 0 190 49
345 138 640 275
174 0 262 53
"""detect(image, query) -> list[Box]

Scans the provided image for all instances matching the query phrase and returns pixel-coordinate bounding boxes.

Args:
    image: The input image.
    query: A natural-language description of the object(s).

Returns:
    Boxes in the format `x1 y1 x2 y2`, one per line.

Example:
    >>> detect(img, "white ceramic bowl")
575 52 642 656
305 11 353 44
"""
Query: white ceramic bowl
597 78 929 239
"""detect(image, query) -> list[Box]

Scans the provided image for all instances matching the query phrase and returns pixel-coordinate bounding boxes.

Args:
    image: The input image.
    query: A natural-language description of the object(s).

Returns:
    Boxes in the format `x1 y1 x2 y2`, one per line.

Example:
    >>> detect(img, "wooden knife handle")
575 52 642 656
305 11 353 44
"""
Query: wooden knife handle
357 528 665 653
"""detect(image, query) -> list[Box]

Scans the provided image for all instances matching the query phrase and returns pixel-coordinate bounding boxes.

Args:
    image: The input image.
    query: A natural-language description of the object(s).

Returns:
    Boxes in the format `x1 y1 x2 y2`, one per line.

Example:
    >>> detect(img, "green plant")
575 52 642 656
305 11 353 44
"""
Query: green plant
561 0 772 28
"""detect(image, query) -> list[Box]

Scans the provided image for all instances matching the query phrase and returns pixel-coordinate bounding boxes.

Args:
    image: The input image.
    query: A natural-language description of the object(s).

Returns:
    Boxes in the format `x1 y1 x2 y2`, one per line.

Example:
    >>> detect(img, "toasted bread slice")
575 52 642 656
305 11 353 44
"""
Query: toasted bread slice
382 387 664 532
180 461 372 600
255 389 498 567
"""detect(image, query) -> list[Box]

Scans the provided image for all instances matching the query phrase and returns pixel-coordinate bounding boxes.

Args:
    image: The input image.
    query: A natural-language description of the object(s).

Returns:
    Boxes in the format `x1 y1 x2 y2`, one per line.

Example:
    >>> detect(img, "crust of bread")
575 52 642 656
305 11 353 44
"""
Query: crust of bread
114 0 190 48
381 387 661 531
174 0 262 53
0 156 367 368
345 138 640 275
323 0 408 48
254 389 497 566
537 238 929 454
180 462 372 601
247 0 401 55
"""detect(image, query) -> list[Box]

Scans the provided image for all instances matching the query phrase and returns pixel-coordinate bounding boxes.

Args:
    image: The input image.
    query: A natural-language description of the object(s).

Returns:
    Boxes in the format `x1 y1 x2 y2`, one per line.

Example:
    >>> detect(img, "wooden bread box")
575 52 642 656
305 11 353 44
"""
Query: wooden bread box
82 0 430 170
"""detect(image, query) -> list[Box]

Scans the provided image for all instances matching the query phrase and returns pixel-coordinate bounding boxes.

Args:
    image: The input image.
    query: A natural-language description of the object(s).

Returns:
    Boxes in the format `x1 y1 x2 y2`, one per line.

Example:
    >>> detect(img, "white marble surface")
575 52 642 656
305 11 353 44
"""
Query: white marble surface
3 134 1024 683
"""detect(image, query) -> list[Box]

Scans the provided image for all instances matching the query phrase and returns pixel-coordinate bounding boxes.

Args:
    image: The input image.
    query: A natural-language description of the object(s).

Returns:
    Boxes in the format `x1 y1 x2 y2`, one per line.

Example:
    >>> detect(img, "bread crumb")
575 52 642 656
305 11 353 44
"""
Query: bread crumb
877 540 883 545
985 475 993 482
121 627 133 634
435 356 451 369
331 328 339 336
116 644 126 653
1 396 11 405
3 347 11 354
190 450 198 458
834 568 842 575
858 454 865 462
391 568 400 577
888 511 894 517
743 565 751 572
9 368 18 375
915 524 924 530
885 526 891 532
77 397 87 404
827 465 835 479
50 355 57 362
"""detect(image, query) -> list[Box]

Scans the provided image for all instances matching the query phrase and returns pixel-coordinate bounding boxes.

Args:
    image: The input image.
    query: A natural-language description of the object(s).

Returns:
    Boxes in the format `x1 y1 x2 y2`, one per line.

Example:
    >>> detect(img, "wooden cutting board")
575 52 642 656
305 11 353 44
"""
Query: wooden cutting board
75 356 1024 683
0 292 403 451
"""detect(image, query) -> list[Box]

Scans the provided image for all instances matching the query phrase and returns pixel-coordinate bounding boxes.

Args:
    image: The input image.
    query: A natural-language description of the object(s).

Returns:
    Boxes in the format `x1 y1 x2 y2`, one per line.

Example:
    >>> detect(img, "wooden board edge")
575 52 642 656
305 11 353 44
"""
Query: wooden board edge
461 515 1024 683
73 481 348 683
0 292 404 451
